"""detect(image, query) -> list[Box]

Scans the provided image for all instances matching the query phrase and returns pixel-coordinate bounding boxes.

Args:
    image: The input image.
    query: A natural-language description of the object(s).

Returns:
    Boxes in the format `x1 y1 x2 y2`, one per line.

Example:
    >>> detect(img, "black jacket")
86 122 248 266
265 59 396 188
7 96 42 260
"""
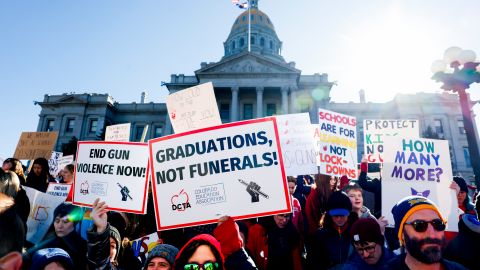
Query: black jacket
444 214 480 270
384 253 468 270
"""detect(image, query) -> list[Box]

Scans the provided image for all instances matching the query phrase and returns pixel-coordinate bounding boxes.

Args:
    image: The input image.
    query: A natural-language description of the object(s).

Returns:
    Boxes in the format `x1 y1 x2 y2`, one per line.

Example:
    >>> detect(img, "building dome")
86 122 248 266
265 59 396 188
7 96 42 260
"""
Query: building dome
223 0 284 62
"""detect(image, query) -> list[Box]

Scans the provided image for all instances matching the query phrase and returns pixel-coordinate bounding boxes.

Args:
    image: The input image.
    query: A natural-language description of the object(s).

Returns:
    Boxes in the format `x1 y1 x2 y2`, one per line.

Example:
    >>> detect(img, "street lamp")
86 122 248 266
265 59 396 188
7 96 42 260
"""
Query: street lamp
431 47 480 191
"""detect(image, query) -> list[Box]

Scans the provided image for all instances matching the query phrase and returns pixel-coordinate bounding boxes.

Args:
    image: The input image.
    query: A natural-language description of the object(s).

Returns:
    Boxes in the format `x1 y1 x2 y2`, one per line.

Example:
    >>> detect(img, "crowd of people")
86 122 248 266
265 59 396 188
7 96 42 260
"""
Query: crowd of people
1 155 479 270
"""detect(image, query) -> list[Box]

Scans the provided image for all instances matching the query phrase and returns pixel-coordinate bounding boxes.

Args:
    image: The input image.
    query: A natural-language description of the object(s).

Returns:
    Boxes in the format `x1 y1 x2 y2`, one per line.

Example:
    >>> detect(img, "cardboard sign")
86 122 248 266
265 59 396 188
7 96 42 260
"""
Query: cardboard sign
73 141 149 214
275 113 318 176
148 118 290 230
316 109 358 179
131 231 164 263
53 155 75 176
46 183 72 198
166 82 222 133
105 123 131 142
24 186 66 244
13 132 59 160
48 151 63 177
382 137 458 231
363 119 419 163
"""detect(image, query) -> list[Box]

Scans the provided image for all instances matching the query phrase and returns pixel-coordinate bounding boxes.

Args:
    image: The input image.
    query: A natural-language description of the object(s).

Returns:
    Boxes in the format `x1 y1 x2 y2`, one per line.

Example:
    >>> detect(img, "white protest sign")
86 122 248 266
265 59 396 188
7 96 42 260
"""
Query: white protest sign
46 183 72 199
48 151 63 177
166 82 222 133
24 186 66 244
275 113 318 176
131 231 164 263
105 123 131 142
363 119 419 163
73 141 149 214
54 155 75 176
317 109 358 179
382 137 457 231
148 118 290 230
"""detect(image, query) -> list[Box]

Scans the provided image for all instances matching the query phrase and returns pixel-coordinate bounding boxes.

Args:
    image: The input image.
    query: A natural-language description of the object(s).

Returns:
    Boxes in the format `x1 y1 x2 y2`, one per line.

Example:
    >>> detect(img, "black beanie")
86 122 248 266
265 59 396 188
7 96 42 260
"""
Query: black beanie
327 191 352 216
453 176 468 193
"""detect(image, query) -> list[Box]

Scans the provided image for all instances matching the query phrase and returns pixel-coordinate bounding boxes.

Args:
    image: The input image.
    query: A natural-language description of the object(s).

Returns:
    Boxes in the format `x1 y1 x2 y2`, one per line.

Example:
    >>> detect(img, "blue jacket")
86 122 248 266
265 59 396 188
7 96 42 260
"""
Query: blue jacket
338 245 394 270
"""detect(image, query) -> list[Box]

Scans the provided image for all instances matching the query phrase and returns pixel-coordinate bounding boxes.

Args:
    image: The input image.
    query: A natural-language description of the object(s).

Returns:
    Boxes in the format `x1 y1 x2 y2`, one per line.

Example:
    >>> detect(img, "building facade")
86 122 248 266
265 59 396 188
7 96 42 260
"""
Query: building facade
36 0 478 180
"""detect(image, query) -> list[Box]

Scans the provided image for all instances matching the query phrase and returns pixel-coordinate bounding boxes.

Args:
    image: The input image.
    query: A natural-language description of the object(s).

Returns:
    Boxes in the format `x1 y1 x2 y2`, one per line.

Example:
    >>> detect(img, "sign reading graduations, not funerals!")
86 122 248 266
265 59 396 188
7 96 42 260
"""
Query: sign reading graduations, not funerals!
73 141 149 214
382 137 458 231
363 119 419 163
148 118 291 230
105 123 131 142
13 131 59 160
316 109 358 179
166 82 222 134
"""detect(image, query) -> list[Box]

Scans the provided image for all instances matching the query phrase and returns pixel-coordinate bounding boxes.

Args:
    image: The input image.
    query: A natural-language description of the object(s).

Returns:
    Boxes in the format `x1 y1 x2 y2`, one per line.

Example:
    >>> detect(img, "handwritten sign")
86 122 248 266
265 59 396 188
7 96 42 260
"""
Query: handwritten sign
148 118 291 230
48 151 63 177
317 109 357 179
275 113 318 176
363 119 419 163
24 186 66 244
382 137 457 231
53 155 75 176
13 132 59 160
73 141 149 214
166 82 222 133
105 123 131 142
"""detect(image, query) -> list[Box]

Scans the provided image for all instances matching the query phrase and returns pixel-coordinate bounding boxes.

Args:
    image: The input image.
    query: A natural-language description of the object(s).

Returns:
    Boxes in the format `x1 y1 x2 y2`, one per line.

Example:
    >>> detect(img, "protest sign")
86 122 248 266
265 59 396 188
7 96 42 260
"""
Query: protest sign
131 231 164 263
48 151 63 177
363 119 419 163
46 183 72 199
166 82 222 133
275 113 318 176
13 131 59 160
24 186 66 244
382 137 457 231
105 123 131 142
148 118 290 230
73 141 149 214
316 109 358 179
53 155 75 176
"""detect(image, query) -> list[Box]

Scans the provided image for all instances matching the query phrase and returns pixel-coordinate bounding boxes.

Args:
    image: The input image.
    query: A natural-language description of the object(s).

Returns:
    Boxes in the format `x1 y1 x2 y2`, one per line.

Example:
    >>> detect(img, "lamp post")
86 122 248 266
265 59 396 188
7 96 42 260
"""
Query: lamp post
431 47 480 190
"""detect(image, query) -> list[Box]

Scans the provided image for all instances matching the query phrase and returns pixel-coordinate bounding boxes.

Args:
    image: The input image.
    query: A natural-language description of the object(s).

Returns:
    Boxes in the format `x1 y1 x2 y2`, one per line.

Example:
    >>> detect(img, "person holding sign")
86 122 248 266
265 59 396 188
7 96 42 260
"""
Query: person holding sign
385 196 467 270
25 158 54 193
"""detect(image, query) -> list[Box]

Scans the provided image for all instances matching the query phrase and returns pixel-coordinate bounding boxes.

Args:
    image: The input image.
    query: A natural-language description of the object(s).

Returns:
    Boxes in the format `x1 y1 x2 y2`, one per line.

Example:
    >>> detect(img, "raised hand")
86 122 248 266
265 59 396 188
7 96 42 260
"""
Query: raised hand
90 198 109 233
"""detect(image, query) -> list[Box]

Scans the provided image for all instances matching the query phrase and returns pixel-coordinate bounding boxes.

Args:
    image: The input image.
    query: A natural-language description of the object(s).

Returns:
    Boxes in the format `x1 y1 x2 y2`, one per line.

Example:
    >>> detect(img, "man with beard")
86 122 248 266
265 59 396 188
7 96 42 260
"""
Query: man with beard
385 196 467 270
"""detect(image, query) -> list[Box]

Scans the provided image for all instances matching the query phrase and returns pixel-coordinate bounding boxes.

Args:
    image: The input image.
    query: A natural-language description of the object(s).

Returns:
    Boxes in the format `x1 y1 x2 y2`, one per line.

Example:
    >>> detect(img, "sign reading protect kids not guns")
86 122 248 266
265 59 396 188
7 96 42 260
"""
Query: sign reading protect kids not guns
363 119 419 163
148 118 291 230
382 137 458 231
73 141 149 214
317 109 358 179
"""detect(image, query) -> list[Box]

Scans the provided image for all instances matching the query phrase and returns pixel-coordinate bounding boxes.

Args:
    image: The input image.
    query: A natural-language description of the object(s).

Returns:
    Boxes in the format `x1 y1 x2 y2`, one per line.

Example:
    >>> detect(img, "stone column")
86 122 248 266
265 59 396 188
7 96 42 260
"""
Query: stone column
256 87 264 118
281 87 289 114
164 113 173 135
289 86 298 113
230 87 239 122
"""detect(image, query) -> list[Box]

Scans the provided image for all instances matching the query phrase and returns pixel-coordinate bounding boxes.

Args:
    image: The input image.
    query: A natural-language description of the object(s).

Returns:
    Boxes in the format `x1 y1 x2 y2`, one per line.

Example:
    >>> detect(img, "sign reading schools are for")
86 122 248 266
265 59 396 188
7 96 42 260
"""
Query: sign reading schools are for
149 118 291 230
363 119 419 163
382 137 457 231
73 141 149 214
317 109 358 179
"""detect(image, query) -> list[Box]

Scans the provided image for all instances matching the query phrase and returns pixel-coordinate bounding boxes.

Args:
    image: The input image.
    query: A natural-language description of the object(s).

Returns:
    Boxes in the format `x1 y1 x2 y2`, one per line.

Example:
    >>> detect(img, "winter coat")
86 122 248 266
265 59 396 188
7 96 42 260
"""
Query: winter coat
357 171 381 218
384 253 468 270
444 213 480 270
87 223 120 270
247 222 302 270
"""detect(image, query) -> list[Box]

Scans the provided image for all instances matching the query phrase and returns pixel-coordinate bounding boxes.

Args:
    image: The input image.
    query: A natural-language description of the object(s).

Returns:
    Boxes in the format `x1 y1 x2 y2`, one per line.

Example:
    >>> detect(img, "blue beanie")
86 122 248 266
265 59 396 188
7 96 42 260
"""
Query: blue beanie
391 196 444 245
30 248 73 270
143 244 179 269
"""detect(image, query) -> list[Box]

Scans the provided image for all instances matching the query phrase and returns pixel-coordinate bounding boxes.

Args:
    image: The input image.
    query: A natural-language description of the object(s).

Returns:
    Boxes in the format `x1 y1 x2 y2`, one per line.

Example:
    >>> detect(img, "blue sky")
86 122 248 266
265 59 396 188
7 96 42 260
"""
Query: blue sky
1 0 480 160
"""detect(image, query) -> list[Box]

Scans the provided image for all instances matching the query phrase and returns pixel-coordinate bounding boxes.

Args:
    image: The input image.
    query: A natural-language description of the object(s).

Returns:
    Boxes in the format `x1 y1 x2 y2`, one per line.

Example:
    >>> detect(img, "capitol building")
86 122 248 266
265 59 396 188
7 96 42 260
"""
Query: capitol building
35 0 478 180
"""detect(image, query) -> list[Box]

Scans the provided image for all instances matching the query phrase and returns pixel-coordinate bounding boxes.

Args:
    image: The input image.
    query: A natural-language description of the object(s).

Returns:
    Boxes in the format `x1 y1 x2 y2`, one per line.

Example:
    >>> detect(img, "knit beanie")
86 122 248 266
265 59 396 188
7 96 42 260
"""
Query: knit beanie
109 225 121 261
391 196 445 245
327 191 352 216
30 248 73 270
350 218 384 245
453 176 468 193
144 244 179 269
339 175 350 190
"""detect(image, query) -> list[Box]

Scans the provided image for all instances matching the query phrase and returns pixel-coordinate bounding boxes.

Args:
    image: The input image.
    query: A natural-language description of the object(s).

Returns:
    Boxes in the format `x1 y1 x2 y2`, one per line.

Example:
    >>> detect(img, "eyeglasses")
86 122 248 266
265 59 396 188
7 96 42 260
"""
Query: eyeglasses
404 219 446 233
184 262 219 270
355 244 376 255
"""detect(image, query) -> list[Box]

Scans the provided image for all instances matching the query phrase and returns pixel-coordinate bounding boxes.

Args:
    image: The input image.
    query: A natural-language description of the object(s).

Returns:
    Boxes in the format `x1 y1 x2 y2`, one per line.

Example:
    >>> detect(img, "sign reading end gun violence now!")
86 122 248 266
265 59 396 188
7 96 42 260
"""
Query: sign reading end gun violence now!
73 141 150 214
148 118 291 230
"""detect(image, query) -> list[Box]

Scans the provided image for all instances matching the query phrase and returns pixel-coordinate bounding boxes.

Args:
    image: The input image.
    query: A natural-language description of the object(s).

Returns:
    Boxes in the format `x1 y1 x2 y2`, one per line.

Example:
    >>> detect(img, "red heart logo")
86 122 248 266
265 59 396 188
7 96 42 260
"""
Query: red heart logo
323 145 328 151
171 189 189 211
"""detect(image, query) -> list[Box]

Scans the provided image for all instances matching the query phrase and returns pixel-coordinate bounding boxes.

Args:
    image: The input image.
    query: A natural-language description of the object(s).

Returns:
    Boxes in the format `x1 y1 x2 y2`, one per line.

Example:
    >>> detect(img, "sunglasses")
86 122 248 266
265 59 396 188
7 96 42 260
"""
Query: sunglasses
184 262 219 270
404 219 446 232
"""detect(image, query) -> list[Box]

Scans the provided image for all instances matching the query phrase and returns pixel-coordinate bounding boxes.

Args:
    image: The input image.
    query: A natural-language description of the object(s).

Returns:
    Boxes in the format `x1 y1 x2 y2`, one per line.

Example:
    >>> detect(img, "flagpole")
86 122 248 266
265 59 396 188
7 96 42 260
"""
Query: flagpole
247 0 251 52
